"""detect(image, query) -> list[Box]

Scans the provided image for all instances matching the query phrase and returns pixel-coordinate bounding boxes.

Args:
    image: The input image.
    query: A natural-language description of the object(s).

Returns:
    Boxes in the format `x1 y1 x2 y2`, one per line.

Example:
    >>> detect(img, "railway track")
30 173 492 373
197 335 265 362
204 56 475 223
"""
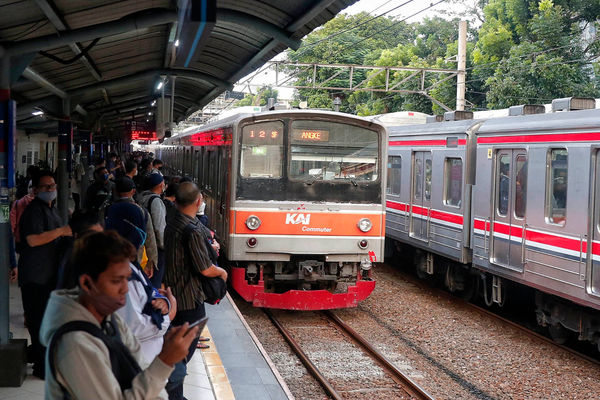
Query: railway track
395 267 600 367
263 308 434 400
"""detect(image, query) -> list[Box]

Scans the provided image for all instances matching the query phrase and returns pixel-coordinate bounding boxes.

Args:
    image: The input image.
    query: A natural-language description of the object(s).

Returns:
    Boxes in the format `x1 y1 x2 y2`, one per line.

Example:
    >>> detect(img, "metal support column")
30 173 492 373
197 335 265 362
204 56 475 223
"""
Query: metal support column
79 130 92 208
0 56 26 387
57 99 72 223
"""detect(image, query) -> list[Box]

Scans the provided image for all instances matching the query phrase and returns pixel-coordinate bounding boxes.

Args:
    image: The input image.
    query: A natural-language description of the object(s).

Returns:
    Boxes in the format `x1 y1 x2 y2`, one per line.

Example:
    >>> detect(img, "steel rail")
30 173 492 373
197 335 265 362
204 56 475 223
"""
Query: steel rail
262 309 345 400
324 310 436 400
397 269 600 367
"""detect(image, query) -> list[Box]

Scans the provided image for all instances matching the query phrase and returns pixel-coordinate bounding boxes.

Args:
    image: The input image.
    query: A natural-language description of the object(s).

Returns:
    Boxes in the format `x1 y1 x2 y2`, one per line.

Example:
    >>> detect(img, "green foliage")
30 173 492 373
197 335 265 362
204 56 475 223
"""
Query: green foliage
286 1 600 115
236 86 278 107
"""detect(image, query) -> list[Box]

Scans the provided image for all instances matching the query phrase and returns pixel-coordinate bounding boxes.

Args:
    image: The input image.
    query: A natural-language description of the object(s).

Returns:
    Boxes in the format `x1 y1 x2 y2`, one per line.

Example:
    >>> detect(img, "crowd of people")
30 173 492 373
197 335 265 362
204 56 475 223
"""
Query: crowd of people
8 151 228 400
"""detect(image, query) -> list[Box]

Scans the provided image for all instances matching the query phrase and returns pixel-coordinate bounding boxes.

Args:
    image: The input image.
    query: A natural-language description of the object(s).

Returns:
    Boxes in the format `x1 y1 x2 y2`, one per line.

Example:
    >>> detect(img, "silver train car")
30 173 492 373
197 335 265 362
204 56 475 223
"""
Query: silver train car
385 98 600 348
155 110 387 310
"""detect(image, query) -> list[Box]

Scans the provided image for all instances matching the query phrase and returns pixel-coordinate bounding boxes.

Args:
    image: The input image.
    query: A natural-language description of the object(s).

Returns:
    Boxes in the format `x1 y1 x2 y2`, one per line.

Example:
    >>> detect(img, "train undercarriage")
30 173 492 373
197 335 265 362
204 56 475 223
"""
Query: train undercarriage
229 257 375 310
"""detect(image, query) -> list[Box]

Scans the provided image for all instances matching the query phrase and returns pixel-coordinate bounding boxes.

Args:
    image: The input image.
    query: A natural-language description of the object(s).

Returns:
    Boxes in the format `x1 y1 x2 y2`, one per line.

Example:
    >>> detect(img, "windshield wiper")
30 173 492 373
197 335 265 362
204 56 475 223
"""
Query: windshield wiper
350 179 358 187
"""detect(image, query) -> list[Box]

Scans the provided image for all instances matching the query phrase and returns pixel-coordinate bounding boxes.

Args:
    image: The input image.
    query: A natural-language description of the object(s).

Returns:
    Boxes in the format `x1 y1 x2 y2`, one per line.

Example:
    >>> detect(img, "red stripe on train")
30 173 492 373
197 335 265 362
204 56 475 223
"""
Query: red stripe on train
477 132 600 144
389 139 467 146
386 201 463 225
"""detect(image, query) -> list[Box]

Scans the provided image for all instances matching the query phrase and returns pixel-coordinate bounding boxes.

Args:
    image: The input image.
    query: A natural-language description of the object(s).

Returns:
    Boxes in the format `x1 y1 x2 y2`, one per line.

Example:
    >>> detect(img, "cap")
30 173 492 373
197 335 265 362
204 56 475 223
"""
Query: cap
145 173 164 189
115 177 135 193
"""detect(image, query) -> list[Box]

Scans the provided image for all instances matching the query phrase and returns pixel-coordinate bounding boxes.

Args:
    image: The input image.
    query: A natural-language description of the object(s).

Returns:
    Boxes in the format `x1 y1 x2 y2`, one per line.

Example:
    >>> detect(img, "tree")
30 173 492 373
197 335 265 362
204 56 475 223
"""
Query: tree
236 86 278 107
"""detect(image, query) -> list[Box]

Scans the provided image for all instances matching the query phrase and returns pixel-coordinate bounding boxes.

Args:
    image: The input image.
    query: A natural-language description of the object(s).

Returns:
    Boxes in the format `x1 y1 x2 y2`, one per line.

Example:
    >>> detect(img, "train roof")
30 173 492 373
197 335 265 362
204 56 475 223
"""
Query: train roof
387 119 480 138
168 110 383 142
477 107 600 135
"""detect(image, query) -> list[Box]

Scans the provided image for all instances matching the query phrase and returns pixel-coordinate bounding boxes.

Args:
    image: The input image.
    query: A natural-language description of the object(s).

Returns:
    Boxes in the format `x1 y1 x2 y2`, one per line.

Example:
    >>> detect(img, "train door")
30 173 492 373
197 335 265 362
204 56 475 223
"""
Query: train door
410 151 432 241
491 150 527 271
590 151 600 295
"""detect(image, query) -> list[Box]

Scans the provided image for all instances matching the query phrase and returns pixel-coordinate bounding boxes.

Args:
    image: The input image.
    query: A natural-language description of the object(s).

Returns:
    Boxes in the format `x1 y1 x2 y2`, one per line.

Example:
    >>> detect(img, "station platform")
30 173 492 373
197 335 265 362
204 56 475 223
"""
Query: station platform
0 285 292 400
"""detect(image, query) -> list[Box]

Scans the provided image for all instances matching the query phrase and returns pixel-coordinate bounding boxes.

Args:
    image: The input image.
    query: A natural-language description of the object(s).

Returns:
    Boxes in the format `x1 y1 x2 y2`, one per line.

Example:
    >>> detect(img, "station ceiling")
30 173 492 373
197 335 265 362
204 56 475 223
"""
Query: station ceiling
3 0 356 139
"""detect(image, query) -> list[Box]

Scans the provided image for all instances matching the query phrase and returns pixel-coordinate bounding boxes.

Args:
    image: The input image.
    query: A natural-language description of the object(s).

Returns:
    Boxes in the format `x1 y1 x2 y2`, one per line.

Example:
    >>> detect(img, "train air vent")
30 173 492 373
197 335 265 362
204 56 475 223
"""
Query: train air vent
443 111 473 121
508 105 545 116
426 115 444 123
551 97 595 112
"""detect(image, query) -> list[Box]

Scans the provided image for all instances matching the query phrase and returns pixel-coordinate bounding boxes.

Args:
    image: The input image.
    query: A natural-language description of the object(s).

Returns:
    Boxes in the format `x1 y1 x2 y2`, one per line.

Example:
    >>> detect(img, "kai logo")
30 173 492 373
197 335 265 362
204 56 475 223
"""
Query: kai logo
285 213 311 225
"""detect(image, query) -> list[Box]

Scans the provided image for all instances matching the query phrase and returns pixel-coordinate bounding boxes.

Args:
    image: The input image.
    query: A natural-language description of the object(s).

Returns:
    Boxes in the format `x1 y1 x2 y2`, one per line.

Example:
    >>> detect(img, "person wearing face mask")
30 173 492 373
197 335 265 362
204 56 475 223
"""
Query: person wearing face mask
125 160 138 180
151 159 164 176
84 166 115 216
39 231 198 399
18 170 73 379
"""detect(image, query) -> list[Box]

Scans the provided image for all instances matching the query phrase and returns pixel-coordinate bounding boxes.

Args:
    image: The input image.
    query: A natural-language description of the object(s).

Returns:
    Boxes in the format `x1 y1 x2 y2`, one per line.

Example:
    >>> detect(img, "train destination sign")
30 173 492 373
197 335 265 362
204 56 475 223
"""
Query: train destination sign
292 129 330 142
242 122 283 145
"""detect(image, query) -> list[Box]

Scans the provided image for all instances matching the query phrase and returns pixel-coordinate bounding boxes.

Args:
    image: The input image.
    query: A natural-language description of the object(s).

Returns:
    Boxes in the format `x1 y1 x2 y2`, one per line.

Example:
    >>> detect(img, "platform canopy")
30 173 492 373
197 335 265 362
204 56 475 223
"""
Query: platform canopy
1 0 357 139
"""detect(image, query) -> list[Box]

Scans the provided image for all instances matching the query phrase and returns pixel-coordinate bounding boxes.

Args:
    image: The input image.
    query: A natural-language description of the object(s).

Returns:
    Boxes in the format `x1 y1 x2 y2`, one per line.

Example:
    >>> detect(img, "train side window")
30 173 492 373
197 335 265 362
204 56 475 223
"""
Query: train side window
514 154 527 219
386 156 401 195
443 158 462 207
424 158 432 201
496 154 510 216
240 121 284 178
546 148 568 225
413 157 423 200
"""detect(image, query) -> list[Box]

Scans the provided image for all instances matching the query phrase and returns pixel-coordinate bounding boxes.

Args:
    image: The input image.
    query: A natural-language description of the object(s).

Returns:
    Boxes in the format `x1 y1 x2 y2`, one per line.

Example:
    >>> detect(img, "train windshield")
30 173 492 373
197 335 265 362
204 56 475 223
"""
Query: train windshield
240 121 284 178
289 120 379 182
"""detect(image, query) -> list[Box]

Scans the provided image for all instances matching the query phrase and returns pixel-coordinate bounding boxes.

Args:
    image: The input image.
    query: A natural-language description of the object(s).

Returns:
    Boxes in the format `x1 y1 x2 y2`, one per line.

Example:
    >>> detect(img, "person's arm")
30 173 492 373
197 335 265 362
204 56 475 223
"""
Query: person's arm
55 332 173 400
144 212 158 271
189 231 227 280
150 199 166 249
26 225 72 247
200 264 228 281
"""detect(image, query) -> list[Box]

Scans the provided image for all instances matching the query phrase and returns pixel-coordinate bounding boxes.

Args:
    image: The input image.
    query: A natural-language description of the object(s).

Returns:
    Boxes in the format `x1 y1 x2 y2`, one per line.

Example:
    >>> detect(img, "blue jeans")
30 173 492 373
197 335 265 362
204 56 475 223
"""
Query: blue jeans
165 303 206 400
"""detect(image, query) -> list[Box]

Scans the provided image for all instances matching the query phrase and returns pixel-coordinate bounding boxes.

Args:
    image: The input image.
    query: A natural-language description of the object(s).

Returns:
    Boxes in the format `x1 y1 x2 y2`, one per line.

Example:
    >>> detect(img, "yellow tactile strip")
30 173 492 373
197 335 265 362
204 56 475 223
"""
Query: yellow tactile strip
199 327 236 400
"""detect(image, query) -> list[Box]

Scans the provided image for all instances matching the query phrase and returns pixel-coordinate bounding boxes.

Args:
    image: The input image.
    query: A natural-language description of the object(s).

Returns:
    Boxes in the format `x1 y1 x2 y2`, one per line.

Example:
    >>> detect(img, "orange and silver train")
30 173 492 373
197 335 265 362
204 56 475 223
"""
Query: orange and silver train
155 110 386 310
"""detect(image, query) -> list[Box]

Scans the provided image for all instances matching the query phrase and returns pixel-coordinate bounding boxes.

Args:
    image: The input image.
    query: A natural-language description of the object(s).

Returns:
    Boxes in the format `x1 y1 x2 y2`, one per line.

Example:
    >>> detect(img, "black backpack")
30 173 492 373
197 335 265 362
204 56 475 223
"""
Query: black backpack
182 224 227 305
48 319 142 399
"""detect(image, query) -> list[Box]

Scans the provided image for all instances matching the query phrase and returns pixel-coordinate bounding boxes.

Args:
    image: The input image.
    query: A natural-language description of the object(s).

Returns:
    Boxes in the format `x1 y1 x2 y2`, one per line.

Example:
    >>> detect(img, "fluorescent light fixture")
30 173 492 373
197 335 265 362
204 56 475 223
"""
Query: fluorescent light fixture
174 39 180 47
156 81 164 90
32 110 43 116
148 112 152 116
146 119 149 122
151 100 156 106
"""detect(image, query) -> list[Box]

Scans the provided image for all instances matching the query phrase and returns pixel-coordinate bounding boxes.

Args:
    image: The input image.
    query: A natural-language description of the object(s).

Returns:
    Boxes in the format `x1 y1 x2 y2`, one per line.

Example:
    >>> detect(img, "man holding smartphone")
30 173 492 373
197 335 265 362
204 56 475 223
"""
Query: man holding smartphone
163 182 228 400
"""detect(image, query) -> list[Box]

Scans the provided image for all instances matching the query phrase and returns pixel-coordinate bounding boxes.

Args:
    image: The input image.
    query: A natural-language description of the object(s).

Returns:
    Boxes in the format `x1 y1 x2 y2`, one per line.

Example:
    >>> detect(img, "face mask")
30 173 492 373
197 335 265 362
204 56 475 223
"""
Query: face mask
197 201 206 216
103 173 109 181
85 279 125 316
37 190 57 203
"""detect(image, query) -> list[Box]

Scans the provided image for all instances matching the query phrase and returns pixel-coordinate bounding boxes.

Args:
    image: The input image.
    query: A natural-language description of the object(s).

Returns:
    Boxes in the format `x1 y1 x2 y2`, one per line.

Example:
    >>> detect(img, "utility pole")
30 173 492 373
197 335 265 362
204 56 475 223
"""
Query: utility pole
456 21 467 111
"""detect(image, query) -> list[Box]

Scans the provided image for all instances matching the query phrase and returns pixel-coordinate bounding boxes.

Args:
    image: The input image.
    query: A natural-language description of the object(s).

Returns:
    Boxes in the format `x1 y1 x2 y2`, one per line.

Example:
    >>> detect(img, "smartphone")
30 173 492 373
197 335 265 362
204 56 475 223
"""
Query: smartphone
187 316 208 336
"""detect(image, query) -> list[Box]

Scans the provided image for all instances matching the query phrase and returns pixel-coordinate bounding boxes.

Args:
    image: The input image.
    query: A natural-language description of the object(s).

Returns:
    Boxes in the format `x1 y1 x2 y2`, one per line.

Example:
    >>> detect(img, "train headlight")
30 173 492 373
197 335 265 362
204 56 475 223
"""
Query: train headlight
245 215 261 230
358 218 372 232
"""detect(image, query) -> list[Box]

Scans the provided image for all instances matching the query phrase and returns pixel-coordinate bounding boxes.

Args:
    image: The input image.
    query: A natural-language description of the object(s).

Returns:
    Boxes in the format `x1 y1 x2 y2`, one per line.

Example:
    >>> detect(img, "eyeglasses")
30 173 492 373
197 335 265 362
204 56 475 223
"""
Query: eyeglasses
38 183 57 190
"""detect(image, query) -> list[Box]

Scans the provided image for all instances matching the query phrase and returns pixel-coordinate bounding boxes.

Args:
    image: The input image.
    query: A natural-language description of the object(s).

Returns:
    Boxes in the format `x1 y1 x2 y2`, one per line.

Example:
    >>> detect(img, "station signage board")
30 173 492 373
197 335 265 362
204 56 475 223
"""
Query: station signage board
127 120 157 141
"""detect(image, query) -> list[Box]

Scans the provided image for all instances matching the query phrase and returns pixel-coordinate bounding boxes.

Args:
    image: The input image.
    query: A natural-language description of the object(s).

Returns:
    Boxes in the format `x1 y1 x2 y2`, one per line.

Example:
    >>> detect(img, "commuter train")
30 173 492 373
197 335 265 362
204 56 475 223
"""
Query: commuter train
385 97 600 348
154 110 386 310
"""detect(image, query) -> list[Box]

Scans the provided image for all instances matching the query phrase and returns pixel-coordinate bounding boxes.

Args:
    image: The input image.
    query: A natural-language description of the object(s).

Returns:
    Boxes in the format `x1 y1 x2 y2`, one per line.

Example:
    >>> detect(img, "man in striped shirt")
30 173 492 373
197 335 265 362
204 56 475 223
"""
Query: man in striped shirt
163 182 227 400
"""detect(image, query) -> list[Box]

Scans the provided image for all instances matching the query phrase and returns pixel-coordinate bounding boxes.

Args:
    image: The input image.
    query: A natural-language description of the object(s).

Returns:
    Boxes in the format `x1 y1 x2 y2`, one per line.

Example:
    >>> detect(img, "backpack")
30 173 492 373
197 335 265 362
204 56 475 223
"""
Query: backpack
48 319 142 399
182 224 227 305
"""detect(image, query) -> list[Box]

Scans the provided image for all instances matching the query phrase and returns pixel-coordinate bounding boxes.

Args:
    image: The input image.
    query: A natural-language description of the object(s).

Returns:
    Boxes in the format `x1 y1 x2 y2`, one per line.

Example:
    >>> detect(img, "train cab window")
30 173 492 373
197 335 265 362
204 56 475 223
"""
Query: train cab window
289 120 379 182
443 158 462 207
240 121 284 178
386 156 401 195
546 149 568 225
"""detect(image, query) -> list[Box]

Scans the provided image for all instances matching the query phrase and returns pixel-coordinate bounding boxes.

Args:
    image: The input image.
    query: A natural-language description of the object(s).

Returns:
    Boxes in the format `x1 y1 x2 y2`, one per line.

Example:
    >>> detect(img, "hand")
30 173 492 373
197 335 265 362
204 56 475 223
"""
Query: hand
61 225 73 237
159 287 177 317
144 262 155 278
158 323 199 366
219 268 228 282
151 298 169 315
9 268 17 283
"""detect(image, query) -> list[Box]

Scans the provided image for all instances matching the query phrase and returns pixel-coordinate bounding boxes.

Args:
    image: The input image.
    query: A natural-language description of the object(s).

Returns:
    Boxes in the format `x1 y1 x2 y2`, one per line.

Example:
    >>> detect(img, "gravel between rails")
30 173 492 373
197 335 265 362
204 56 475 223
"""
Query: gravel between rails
235 262 600 399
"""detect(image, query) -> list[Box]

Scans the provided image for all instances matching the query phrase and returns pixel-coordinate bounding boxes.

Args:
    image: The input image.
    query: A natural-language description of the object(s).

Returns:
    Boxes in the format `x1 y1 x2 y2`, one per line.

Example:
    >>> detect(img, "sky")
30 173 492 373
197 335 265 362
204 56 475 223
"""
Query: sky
232 0 471 101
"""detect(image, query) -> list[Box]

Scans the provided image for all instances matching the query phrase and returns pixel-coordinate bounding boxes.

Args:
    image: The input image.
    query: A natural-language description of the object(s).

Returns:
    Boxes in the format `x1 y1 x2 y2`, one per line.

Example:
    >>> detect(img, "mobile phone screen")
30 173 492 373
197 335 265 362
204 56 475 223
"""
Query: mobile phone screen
187 317 208 335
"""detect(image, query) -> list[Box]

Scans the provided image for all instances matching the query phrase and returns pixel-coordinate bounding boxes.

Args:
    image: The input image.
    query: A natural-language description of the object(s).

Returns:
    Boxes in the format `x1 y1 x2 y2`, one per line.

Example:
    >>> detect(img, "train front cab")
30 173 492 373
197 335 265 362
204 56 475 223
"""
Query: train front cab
471 100 600 347
225 112 387 310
